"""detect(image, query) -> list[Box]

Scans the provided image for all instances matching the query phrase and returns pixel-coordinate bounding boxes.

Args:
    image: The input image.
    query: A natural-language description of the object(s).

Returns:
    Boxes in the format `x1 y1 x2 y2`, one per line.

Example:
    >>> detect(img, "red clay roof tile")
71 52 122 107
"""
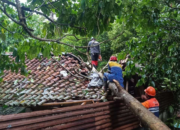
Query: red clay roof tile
0 54 106 106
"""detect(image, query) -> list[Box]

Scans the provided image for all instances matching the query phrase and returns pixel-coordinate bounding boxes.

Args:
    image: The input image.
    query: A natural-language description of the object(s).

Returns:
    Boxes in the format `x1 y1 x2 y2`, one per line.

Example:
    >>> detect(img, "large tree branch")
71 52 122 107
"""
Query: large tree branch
0 1 84 54
73 69 91 79
110 80 170 130
2 0 87 31
1 3 124 50
0 22 28 38
1 0 16 6
15 0 23 21
0 4 21 25
77 55 92 70
1 0 124 50
1 0 68 25
57 34 81 41
15 0 34 32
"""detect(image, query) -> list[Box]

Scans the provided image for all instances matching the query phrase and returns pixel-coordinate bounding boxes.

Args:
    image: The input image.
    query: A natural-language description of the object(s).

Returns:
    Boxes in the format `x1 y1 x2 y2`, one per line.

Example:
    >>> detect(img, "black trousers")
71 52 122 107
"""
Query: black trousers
91 53 99 61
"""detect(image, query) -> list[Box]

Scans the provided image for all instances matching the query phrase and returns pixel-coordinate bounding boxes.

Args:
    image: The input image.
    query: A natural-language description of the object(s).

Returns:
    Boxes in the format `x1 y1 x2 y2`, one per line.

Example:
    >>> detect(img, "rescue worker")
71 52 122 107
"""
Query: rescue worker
87 37 101 69
103 56 124 91
141 86 159 117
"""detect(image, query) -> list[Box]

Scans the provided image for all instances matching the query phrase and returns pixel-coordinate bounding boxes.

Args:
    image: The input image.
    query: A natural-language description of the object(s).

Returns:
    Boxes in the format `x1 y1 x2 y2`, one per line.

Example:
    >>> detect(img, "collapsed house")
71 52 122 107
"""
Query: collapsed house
0 53 174 129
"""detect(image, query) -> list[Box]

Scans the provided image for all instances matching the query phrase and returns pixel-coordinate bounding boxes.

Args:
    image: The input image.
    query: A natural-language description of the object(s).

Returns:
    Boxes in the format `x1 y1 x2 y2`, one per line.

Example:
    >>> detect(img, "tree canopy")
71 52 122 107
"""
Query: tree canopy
0 0 125 78
0 0 180 121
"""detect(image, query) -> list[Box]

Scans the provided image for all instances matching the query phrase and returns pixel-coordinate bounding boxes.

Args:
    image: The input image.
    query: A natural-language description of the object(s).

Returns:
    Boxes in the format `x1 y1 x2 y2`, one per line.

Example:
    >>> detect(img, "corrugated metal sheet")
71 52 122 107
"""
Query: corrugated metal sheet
0 101 139 130
0 91 174 130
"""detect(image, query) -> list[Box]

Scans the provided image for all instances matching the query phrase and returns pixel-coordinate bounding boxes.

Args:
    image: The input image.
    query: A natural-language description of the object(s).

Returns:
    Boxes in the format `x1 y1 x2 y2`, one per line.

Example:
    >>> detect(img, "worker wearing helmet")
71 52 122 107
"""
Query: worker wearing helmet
87 37 101 69
141 86 159 117
103 56 124 91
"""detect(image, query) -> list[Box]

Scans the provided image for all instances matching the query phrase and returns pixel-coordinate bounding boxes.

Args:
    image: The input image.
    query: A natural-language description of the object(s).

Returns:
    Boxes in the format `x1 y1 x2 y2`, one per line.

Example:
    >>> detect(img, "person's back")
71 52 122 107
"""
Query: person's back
87 37 101 68
103 56 124 89
142 98 159 117
108 61 124 86
88 40 100 54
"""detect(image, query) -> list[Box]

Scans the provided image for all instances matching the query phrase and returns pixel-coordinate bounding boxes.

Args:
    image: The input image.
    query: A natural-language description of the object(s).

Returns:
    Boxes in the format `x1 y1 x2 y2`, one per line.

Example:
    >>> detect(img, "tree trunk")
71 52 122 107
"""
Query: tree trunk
108 80 170 130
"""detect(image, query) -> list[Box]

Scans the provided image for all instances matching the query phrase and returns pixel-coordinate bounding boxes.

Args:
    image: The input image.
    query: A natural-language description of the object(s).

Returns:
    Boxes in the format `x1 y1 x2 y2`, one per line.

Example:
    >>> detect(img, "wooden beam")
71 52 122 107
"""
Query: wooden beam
41 99 101 106
108 80 170 130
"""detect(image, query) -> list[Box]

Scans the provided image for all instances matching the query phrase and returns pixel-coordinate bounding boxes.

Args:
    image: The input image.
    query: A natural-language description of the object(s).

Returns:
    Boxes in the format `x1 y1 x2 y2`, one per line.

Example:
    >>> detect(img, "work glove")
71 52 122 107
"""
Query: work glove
98 55 102 61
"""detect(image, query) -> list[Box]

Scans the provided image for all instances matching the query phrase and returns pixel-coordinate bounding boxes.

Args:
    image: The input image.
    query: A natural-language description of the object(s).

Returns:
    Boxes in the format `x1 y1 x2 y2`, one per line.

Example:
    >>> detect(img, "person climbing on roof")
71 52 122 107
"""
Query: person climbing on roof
103 56 124 91
141 86 159 117
87 37 102 69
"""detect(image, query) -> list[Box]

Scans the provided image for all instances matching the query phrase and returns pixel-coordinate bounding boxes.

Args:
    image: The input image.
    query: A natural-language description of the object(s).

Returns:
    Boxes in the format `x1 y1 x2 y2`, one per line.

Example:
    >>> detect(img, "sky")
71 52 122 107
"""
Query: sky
20 0 27 3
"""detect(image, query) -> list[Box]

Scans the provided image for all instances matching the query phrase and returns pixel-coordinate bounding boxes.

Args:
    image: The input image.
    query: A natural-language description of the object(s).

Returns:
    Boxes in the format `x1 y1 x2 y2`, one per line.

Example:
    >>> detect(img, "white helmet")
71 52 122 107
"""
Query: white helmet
91 37 94 40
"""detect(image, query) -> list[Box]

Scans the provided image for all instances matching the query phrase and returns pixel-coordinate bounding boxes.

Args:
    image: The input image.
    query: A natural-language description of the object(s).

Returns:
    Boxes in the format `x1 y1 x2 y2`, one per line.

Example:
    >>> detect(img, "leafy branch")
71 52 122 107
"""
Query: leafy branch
0 23 13 34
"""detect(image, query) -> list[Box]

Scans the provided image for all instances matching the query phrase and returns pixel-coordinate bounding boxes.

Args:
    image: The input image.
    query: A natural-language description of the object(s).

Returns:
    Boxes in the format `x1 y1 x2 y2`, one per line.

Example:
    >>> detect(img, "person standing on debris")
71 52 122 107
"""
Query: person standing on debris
103 56 124 91
87 37 102 69
141 86 159 117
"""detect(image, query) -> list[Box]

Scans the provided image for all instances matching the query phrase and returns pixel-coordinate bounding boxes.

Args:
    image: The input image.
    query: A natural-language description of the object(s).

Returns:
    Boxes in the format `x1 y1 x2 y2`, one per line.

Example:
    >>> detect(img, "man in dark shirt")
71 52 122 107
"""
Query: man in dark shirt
87 37 101 69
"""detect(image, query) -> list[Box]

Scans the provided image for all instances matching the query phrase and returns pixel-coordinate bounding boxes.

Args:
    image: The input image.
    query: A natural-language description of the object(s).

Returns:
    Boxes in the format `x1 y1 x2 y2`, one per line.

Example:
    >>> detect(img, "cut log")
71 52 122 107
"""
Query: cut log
108 80 170 130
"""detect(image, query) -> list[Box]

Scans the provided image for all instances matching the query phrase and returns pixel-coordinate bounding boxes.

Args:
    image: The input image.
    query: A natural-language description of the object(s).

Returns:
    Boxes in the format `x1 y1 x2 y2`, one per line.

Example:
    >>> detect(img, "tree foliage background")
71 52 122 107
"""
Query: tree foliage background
0 0 180 127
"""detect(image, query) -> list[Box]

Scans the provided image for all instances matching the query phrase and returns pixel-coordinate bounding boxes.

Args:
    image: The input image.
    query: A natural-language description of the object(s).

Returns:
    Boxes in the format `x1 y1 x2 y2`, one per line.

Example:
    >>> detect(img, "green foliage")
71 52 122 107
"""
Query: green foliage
0 42 26 77
0 0 126 78
117 51 126 61
27 0 122 36
0 1 180 124
61 31 114 62
97 61 108 71
61 33 88 60
114 0 180 125
97 32 113 61
108 22 136 53
118 0 180 91
0 0 179 91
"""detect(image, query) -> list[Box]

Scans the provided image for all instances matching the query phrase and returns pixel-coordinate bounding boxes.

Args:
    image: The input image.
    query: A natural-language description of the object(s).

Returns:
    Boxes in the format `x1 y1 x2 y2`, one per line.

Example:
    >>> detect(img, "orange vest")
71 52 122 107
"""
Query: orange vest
142 98 159 117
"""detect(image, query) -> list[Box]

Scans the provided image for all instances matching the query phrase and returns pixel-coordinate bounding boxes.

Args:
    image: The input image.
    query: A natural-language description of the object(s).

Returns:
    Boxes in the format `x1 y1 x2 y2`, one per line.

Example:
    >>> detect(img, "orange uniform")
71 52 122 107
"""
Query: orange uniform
142 98 159 117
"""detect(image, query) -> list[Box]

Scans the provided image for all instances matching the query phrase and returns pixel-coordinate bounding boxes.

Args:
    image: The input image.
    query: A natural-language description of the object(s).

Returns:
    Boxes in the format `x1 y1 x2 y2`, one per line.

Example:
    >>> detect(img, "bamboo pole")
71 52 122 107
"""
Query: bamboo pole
109 80 170 130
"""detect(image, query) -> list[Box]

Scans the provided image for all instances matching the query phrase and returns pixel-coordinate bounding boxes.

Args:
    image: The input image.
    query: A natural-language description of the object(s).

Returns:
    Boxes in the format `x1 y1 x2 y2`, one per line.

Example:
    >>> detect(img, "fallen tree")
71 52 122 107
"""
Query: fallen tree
108 80 170 130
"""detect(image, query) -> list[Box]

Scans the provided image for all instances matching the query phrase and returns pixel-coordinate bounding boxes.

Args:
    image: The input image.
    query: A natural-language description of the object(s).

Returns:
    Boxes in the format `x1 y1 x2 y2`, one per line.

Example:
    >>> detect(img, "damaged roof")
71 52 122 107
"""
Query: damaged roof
0 53 106 106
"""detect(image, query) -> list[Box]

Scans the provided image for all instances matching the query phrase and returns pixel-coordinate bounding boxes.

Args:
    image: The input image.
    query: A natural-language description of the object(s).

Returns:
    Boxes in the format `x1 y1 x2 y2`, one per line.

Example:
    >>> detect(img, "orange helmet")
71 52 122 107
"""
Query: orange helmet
144 86 156 96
